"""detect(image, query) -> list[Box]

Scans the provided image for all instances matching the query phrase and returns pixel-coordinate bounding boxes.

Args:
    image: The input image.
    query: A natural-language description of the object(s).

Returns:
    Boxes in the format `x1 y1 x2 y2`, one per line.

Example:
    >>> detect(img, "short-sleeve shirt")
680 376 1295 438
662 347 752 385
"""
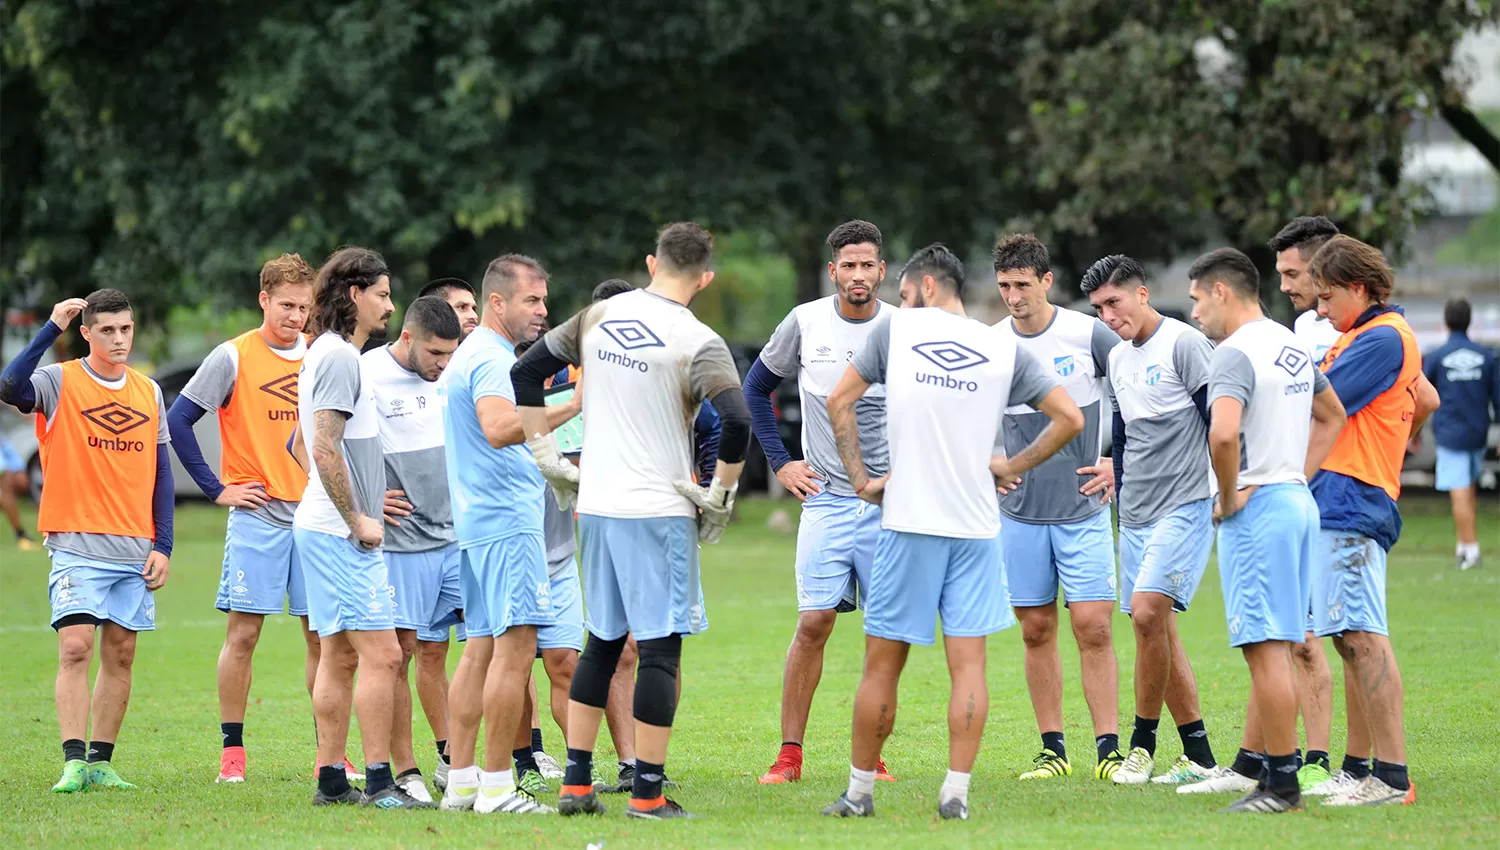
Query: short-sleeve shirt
1294 310 1342 367
293 332 386 541
441 327 544 547
1207 318 1331 489
1108 317 1216 526
852 308 1056 539
539 289 741 520
757 296 893 495
31 361 169 564
542 487 578 578
180 333 306 527
361 345 454 553
995 306 1120 524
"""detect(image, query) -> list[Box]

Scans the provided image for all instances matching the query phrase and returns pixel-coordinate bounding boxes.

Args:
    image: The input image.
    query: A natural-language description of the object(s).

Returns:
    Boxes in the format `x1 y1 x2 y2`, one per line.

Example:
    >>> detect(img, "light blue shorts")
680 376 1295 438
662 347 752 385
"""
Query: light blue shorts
1119 498 1214 615
48 549 156 632
1435 446 1485 492
385 543 464 640
459 533 554 639
864 529 1014 646
217 510 306 616
578 514 706 642
538 558 586 652
294 528 394 638
1217 483 1318 648
795 491 880 612
1001 511 1117 608
0 440 23 474
1312 531 1389 638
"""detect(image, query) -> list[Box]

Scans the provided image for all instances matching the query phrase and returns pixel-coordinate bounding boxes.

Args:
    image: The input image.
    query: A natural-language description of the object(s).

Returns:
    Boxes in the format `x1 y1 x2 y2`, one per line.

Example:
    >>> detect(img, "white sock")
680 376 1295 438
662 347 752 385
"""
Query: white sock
940 769 971 805
1462 542 1481 559
449 765 480 789
479 768 515 793
847 765 876 799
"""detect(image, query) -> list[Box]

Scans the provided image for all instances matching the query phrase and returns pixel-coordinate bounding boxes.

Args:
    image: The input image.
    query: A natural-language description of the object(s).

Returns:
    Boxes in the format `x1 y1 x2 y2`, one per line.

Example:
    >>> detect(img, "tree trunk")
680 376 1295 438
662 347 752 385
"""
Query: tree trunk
1440 102 1500 173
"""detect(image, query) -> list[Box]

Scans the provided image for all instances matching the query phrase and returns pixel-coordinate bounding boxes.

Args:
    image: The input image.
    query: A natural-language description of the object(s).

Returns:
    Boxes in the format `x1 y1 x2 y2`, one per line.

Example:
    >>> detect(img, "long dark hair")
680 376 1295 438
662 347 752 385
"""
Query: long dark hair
310 246 389 339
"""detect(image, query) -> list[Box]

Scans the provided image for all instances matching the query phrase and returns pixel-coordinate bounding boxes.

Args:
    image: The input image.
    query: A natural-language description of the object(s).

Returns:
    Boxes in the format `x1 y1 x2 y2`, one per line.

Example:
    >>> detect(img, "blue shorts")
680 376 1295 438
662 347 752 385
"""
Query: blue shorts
1217 483 1318 648
459 533 554 639
1312 531 1388 638
0 440 23 474
217 510 306 616
385 543 464 640
578 514 706 642
48 550 156 632
1119 498 1214 615
864 529 1014 646
1435 446 1485 491
294 528 394 637
795 491 880 612
1001 511 1117 608
538 559 586 652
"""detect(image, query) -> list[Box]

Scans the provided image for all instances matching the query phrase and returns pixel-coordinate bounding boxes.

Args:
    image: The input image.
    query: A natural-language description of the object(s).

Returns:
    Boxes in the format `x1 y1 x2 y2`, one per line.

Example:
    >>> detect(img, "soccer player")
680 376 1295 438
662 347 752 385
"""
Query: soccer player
1081 255 1223 786
0 291 173 792
1187 247 1345 813
437 253 570 815
744 219 897 786
1 434 39 550
419 277 480 338
167 253 337 784
1306 236 1436 806
294 247 432 809
1424 297 1498 571
511 222 752 820
1268 215 1340 789
820 243 1081 820
362 295 464 804
992 233 1124 780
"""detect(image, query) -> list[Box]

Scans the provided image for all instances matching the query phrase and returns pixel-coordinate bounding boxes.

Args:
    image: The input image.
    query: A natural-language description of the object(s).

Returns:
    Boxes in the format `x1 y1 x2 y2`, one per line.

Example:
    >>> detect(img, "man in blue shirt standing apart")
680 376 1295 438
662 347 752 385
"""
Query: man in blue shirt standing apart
1423 298 1499 571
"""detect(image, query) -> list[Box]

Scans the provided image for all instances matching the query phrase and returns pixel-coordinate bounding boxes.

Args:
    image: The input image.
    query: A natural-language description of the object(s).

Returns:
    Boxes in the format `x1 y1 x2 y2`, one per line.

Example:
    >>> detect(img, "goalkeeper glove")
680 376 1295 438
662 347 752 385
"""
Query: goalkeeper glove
526 432 581 511
672 477 737 544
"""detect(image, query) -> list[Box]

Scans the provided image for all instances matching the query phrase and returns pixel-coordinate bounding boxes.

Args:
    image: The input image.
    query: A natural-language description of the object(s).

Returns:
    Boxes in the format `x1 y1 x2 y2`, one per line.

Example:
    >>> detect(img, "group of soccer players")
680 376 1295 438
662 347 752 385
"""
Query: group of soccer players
0 212 1430 819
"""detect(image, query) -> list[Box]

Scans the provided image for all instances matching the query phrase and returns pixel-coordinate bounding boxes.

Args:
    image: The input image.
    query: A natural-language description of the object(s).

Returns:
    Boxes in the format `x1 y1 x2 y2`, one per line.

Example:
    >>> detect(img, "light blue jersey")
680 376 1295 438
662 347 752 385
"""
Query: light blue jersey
441 327 545 548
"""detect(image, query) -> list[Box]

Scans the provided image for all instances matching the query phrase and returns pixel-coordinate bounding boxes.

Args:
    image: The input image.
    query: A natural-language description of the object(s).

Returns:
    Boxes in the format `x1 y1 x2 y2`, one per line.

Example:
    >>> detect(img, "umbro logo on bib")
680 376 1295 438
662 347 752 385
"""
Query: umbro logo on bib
259 373 299 405
600 320 665 350
81 401 150 436
912 341 989 372
1274 346 1308 377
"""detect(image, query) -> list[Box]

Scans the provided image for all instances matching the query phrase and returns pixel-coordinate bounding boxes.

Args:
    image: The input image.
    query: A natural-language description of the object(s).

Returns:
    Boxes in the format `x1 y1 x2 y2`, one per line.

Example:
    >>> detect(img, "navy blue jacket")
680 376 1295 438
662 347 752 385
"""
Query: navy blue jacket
1423 332 1499 452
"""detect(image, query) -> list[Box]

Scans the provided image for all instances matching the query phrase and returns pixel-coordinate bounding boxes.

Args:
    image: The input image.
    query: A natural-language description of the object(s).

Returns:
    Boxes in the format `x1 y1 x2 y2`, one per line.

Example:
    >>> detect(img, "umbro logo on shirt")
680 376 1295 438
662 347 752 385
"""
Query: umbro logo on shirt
912 341 989 372
81 401 150 435
600 320 665 351
1442 348 1484 382
1274 346 1308 377
259 373 299 406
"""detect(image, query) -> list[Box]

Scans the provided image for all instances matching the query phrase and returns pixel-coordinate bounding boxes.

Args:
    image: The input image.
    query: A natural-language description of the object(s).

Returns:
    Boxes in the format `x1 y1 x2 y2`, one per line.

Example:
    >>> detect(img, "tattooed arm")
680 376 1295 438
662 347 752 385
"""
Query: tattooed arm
827 364 875 494
312 409 383 548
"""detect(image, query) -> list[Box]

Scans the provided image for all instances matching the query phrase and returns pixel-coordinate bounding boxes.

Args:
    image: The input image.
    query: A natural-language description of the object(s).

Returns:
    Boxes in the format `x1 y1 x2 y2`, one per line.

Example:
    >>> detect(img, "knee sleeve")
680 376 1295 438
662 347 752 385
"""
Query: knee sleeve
633 635 682 728
569 631 627 709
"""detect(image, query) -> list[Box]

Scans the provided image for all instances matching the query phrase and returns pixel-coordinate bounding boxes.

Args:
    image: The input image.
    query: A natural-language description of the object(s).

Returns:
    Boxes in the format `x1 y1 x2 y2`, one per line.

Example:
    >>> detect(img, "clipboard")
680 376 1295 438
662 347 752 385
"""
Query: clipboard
544 381 583 456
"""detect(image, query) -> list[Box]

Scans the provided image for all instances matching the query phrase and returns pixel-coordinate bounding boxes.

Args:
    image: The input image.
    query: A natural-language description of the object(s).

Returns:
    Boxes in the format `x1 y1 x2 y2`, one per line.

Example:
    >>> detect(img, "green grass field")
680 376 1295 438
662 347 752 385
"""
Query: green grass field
1 497 1496 848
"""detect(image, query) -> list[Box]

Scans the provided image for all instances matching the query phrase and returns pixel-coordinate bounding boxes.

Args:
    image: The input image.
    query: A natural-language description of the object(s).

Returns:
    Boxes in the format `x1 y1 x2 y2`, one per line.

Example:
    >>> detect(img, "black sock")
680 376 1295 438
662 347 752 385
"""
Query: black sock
1265 752 1300 793
1177 720 1216 767
15 527 31 540
435 740 450 765
221 722 244 749
1231 748 1263 780
632 759 665 801
1343 754 1372 779
397 767 422 780
514 747 539 775
1130 716 1159 757
62 738 86 763
365 763 393 794
1041 731 1066 760
564 748 594 787
531 727 544 754
87 741 114 764
318 764 351 797
1096 733 1120 761
1373 759 1409 791
1294 747 1303 768
1307 749 1330 771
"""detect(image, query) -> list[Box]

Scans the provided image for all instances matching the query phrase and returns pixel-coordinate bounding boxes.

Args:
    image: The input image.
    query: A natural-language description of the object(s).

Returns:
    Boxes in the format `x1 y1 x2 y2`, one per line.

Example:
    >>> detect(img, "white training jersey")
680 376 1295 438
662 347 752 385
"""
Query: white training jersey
293 332 385 540
1207 318 1331 489
361 345 454 553
851 308 1058 539
1107 317 1217 526
757 295 893 495
1294 310 1342 367
995 306 1119 523
540 289 742 519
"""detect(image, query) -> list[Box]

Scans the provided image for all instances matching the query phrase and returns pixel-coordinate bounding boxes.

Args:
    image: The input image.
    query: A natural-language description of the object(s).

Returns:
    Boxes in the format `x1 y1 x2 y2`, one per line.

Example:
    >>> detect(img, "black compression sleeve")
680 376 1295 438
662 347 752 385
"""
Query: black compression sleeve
511 338 572 407
710 386 751 465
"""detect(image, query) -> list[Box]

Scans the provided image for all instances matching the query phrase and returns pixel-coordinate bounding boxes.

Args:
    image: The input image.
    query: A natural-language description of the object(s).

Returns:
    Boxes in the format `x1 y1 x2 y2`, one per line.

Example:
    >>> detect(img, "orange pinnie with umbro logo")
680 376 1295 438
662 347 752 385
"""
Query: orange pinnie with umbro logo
36 360 159 539
1319 311 1421 500
218 329 307 502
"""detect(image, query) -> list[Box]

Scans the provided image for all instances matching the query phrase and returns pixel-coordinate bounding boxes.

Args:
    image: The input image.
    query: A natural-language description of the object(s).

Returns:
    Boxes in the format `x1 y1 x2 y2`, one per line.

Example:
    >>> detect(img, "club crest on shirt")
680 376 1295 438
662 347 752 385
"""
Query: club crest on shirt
1144 364 1162 386
1053 355 1076 377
